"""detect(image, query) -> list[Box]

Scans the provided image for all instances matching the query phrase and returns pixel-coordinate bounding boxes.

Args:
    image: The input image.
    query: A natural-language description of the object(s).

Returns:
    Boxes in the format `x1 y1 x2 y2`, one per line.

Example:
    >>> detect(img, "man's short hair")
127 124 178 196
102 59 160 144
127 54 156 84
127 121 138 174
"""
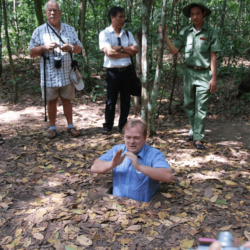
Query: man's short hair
108 6 125 23
45 0 61 11
124 119 147 138
190 4 205 14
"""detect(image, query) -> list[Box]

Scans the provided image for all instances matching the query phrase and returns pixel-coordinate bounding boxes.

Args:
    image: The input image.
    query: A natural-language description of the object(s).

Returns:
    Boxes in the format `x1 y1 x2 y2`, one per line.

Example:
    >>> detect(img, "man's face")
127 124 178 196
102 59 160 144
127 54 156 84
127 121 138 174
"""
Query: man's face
111 11 125 29
45 2 62 27
124 124 146 155
190 6 205 27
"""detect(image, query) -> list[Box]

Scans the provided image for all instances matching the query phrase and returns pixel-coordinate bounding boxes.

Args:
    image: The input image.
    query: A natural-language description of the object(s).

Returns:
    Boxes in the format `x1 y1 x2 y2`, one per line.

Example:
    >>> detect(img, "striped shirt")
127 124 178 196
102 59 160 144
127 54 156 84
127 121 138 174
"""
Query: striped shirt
29 22 82 87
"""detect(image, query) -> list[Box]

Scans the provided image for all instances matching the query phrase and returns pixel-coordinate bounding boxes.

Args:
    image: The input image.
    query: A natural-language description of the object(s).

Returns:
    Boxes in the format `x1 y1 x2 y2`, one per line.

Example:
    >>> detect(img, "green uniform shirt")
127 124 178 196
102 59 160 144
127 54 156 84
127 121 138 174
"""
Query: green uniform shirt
173 22 221 68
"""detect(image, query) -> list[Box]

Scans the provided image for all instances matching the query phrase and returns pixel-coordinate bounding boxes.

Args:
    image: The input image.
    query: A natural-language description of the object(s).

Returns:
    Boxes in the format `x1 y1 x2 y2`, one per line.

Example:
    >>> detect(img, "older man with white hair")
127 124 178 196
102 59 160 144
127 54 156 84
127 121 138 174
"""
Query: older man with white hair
29 0 82 139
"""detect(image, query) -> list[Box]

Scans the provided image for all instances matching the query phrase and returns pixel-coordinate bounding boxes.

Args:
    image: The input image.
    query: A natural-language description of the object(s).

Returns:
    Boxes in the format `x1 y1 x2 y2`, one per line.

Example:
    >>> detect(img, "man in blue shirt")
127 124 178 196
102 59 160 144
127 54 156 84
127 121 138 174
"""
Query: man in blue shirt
91 119 173 202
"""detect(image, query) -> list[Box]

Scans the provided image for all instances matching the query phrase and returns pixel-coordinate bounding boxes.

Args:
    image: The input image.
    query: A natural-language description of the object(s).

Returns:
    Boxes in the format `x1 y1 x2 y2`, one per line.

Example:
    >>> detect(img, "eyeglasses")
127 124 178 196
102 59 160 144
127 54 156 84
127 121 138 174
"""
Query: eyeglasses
47 9 60 13
117 37 121 46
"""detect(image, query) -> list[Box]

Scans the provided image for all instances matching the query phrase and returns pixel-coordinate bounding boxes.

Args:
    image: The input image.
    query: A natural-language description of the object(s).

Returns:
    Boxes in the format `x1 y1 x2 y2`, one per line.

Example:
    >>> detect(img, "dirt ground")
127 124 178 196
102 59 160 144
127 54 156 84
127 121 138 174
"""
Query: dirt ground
1 54 250 249
0 84 250 249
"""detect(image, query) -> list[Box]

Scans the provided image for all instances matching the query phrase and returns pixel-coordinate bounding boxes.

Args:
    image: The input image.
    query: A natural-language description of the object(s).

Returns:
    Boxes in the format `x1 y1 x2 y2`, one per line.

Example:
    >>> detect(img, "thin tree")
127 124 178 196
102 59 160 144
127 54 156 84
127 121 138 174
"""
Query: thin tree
126 0 133 23
80 0 90 82
219 0 227 37
148 0 168 136
33 0 44 26
133 3 142 116
141 0 153 132
0 0 2 77
0 0 2 103
3 0 18 103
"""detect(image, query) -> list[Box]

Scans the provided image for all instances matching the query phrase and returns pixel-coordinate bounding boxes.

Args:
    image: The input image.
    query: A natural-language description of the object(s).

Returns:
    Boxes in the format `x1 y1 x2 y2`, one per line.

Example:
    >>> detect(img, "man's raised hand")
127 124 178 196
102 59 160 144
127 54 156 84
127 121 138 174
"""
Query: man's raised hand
111 149 126 168
159 24 168 36
125 151 140 170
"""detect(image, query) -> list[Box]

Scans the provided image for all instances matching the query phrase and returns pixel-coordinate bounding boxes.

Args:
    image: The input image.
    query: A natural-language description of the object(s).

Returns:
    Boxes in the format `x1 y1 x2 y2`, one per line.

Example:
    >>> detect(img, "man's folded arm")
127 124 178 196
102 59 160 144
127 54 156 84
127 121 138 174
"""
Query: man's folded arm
102 46 130 58
137 165 173 183
123 45 138 55
91 158 114 174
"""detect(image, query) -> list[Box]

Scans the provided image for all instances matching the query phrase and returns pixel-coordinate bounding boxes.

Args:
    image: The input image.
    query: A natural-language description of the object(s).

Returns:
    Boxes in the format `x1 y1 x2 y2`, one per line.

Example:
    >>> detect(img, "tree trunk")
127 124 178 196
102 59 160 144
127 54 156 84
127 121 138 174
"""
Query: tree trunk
219 0 227 37
103 0 109 27
0 0 2 77
0 0 2 103
126 0 133 23
3 0 18 103
80 0 90 82
134 24 142 116
148 0 168 136
168 54 177 114
149 2 155 70
141 0 153 131
33 0 44 26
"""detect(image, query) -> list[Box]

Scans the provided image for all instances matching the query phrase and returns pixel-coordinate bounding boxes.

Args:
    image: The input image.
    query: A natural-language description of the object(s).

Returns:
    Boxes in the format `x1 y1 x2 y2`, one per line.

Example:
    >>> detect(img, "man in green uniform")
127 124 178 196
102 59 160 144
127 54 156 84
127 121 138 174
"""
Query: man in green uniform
161 0 221 149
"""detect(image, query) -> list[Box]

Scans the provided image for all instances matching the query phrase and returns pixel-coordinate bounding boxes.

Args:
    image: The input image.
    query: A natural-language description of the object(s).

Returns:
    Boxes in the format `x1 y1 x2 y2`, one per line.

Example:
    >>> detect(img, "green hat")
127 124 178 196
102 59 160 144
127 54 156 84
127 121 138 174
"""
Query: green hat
183 0 211 17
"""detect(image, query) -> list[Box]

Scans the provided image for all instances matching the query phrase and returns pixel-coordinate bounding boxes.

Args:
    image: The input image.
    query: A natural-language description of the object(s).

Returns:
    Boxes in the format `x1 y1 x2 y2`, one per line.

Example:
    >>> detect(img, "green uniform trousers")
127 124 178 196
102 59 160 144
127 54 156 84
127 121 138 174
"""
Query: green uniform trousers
183 67 211 141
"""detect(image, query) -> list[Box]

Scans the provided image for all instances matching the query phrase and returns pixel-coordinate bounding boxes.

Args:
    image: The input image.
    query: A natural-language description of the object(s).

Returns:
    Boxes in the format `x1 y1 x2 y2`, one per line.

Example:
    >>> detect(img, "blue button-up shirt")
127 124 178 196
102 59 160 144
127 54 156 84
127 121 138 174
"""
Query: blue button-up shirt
99 144 170 202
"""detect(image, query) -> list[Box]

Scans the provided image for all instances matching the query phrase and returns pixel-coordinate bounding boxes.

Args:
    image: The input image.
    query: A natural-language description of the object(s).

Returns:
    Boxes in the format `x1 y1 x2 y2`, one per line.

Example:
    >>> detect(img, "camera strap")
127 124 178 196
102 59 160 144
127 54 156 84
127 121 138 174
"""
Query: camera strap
47 23 73 62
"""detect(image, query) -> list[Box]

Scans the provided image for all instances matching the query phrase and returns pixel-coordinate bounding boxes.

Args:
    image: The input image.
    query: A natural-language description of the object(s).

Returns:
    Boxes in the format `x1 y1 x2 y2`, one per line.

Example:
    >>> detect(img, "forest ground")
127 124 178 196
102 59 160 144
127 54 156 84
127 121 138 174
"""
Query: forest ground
0 57 250 250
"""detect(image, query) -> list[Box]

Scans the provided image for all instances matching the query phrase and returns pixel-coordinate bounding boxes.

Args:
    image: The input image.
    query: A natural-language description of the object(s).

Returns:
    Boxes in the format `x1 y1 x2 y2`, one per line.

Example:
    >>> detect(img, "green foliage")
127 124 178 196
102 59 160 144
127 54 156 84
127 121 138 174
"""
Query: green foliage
1 0 250 108
90 82 106 102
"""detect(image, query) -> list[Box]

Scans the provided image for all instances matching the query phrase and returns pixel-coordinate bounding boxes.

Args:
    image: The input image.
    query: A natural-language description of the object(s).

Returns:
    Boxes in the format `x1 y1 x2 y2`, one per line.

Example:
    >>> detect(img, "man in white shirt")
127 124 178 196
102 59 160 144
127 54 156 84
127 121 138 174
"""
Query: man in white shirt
99 6 138 134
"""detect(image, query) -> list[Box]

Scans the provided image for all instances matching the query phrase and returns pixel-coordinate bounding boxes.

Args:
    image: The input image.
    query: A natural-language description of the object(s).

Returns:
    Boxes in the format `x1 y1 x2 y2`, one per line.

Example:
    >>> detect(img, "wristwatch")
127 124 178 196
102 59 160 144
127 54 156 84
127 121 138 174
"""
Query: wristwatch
71 46 74 52
121 46 123 52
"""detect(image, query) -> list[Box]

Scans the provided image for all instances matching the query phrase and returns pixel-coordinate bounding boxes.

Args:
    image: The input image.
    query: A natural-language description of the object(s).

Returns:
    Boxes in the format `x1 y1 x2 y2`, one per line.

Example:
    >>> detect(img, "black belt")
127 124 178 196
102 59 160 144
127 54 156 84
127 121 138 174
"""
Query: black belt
187 65 210 70
108 65 131 72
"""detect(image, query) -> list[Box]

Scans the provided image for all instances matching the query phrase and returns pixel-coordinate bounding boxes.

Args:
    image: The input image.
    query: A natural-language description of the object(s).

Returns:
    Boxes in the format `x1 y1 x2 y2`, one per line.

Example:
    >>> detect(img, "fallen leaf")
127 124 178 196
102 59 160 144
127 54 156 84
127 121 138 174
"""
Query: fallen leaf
244 231 250 241
33 233 44 240
15 229 22 237
204 187 213 198
77 235 92 246
210 195 218 202
57 145 63 151
161 192 172 198
65 245 79 250
215 200 227 205
181 239 194 249
158 211 168 220
132 218 145 224
154 201 161 208
224 180 238 186
125 225 141 231
220 225 232 230
184 189 192 195
23 238 32 247
1 236 12 245
121 238 132 245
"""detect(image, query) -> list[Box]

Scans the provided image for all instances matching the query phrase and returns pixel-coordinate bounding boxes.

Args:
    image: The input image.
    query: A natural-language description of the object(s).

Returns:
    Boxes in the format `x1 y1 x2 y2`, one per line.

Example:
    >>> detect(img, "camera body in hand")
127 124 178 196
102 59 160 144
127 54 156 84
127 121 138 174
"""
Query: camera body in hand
195 232 250 250
54 56 62 69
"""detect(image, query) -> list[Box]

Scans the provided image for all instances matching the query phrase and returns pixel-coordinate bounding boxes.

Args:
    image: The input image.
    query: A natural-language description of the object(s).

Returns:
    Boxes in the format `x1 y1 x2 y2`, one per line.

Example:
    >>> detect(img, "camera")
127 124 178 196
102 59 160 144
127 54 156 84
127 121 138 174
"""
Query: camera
193 231 250 250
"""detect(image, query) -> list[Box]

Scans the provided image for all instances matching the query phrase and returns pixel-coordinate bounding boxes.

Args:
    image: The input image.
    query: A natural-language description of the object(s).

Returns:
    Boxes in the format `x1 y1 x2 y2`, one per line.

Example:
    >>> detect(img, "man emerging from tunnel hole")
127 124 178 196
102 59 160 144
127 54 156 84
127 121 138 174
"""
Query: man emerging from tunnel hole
91 119 173 202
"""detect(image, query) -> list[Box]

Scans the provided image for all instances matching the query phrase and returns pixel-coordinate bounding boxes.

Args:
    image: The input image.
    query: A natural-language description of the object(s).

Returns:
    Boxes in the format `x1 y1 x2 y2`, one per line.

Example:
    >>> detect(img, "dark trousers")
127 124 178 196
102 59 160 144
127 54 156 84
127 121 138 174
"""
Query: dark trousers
104 66 133 130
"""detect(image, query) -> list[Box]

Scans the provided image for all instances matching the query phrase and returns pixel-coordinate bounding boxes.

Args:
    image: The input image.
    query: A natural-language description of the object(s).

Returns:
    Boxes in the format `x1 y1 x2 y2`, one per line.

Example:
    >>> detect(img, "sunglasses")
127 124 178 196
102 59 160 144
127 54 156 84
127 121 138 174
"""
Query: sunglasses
117 37 121 46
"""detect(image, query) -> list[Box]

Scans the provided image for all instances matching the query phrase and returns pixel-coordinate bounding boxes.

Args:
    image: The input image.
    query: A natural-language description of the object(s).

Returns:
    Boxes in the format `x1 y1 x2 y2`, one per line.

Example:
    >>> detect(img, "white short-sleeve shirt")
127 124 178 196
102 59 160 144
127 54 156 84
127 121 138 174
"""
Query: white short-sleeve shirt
99 25 137 68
